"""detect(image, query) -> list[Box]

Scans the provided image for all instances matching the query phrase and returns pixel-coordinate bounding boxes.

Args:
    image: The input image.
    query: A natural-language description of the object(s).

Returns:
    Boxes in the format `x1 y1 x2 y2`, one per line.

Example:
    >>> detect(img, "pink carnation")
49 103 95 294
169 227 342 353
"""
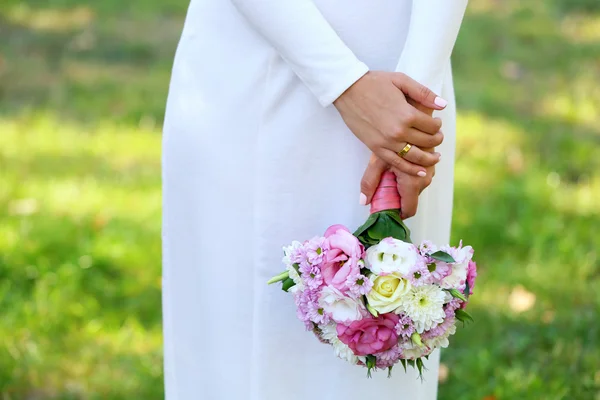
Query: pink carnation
336 314 399 356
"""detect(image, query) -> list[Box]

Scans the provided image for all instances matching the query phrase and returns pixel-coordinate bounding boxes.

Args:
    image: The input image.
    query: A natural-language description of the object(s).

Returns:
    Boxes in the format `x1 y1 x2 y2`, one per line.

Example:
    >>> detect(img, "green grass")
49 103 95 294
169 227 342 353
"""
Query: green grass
1 0 599 399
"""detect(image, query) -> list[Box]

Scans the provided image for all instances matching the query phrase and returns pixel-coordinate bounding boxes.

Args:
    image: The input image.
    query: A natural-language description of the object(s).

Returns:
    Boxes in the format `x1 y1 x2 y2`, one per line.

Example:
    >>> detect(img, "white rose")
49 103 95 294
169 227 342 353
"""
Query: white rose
366 238 418 276
440 246 473 289
318 286 365 323
366 272 411 314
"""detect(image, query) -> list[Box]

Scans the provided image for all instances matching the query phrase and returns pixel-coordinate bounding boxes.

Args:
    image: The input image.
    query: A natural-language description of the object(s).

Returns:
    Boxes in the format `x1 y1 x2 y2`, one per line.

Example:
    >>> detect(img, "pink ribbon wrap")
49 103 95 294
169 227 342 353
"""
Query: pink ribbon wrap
369 171 402 214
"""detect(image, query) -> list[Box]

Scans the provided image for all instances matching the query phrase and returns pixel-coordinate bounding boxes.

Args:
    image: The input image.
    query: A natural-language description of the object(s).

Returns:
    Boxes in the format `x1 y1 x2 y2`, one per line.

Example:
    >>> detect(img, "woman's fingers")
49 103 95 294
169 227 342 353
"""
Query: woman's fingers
360 155 388 205
378 148 427 177
404 129 444 149
397 144 441 167
390 72 447 110
408 110 442 135
391 172 420 219
399 185 419 219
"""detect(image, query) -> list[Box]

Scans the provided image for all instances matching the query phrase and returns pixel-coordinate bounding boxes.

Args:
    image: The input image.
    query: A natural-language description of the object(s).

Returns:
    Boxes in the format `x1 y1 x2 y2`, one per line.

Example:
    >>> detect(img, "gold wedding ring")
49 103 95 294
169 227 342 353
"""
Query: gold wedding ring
397 143 413 158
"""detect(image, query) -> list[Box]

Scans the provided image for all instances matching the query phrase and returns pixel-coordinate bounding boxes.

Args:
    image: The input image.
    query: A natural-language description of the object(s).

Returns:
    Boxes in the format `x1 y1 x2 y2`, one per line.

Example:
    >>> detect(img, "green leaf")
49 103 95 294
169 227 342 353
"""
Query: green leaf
400 359 407 372
455 309 474 324
367 214 394 240
365 355 377 378
416 358 424 378
353 213 380 238
407 359 416 368
366 302 379 317
446 288 468 302
387 366 393 378
383 209 404 225
464 280 471 297
267 270 289 285
430 251 456 263
281 278 295 292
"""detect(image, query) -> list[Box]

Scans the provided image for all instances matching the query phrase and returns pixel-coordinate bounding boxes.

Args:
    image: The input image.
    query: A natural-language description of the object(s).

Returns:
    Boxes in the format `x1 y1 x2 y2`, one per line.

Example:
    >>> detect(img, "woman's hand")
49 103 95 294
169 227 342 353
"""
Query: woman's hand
359 98 439 218
334 71 446 176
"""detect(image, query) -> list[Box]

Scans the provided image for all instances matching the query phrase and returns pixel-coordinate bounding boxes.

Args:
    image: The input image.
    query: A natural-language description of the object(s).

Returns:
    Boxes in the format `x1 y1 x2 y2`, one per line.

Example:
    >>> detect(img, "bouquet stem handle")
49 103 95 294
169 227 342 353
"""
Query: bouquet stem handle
370 171 401 214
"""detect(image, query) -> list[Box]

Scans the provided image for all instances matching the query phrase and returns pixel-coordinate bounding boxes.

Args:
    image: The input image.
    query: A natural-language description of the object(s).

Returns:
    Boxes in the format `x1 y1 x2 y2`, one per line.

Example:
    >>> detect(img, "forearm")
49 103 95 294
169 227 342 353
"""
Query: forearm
231 0 369 106
395 0 468 93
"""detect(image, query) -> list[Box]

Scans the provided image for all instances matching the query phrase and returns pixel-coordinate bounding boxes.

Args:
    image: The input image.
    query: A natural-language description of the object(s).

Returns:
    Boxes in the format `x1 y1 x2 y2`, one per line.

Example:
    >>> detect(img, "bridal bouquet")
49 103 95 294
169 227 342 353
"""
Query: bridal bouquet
268 172 477 377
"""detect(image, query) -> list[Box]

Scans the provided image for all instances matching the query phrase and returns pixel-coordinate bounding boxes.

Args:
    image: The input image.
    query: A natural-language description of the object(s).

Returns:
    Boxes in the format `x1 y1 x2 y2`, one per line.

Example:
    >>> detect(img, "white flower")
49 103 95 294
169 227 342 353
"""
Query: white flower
286 263 304 291
318 286 365 324
400 284 446 333
366 238 418 276
424 324 457 349
440 246 473 289
319 323 358 364
400 341 429 360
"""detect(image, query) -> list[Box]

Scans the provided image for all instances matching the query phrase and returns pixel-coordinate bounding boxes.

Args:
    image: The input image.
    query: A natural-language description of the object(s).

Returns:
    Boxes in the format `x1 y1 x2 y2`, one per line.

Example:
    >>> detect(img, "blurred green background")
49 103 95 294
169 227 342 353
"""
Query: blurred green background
1 0 599 399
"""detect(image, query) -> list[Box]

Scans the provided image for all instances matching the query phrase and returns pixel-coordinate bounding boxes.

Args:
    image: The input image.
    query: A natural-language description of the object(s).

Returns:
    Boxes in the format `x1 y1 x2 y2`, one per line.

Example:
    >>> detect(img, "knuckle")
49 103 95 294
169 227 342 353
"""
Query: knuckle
419 84 432 100
391 158 404 170
403 110 417 125
431 133 444 147
360 177 375 193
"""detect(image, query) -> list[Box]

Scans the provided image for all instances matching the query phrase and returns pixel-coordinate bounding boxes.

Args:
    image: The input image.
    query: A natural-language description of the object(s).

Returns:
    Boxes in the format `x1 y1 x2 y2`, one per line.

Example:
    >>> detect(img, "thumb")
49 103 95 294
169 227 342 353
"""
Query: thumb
390 72 447 110
360 155 388 205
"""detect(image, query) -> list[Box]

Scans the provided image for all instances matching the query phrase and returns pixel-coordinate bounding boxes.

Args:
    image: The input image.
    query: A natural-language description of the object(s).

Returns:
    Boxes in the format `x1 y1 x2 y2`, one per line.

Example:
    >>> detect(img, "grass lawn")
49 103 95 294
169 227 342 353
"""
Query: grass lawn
1 0 599 399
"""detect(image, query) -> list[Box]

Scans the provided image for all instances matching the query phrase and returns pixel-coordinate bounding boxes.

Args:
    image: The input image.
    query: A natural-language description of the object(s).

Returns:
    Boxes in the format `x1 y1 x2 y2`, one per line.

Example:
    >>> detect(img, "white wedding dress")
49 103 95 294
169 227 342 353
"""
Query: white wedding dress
162 1 467 399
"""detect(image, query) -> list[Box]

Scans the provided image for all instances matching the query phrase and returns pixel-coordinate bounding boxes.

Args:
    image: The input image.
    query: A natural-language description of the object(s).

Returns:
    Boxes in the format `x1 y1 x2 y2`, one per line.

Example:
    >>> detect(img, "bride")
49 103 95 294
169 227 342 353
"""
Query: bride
162 0 468 399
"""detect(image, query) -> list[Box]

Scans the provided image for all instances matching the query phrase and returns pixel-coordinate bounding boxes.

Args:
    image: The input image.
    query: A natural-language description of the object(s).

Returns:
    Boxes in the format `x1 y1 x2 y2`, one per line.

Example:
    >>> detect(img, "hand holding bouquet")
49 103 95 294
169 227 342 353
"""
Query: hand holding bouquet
268 171 477 377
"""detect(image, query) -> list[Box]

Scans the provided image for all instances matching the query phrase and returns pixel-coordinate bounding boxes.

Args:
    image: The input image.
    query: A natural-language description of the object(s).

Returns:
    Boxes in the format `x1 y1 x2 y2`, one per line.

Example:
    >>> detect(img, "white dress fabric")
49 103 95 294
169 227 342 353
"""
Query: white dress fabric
162 1 467 399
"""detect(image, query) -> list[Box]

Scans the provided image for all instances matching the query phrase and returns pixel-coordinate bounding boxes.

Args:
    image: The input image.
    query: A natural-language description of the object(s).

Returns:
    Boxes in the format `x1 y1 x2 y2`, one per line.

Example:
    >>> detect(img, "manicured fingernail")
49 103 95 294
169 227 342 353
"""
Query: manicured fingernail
434 97 448 108
417 171 427 177
359 193 367 205
435 152 442 160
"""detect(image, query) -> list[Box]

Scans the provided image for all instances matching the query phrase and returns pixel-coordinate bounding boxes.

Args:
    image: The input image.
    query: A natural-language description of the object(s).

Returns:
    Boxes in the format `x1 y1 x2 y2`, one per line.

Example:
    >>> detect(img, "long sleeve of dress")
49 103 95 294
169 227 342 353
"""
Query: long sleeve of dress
395 0 468 93
230 0 369 107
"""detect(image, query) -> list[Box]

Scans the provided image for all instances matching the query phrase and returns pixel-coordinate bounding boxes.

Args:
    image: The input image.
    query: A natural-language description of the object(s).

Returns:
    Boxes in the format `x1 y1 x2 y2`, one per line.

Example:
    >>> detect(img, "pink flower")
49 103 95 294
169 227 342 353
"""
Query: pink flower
336 314 400 356
321 225 364 292
345 272 373 298
466 260 477 295
305 236 329 265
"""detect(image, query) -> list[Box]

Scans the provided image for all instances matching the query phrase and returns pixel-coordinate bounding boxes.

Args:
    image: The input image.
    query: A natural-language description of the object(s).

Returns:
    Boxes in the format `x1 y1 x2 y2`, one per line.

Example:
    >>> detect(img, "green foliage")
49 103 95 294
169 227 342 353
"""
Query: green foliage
0 0 598 399
353 209 411 247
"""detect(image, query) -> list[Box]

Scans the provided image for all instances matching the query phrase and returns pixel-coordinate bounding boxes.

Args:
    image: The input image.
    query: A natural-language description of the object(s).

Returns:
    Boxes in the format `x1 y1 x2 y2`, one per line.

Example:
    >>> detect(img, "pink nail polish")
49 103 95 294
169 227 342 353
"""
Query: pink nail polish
359 193 367 205
417 171 427 177
434 97 448 108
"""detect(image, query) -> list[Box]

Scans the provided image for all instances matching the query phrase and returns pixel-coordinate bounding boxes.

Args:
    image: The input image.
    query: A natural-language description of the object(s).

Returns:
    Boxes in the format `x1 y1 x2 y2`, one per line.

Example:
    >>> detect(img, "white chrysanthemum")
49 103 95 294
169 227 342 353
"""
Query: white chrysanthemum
319 323 358 364
400 285 446 333
282 241 303 266
286 264 304 291
424 324 457 349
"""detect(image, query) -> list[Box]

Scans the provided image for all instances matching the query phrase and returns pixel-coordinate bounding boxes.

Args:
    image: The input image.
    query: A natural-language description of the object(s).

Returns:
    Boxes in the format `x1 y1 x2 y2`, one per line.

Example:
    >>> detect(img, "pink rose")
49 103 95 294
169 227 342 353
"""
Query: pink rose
321 225 364 291
336 314 400 356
